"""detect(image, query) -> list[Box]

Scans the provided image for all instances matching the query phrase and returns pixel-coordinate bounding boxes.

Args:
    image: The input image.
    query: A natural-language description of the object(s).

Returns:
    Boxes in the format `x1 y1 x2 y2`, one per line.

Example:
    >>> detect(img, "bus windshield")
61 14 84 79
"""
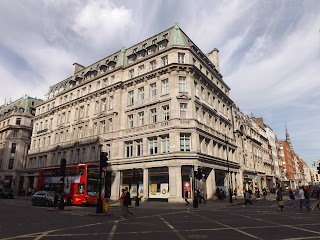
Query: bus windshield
87 165 100 197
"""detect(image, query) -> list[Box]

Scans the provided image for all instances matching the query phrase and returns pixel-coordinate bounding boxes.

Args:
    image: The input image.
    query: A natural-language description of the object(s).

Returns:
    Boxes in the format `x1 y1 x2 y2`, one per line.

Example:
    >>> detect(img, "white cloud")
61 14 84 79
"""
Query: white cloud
72 0 133 48
0 0 319 165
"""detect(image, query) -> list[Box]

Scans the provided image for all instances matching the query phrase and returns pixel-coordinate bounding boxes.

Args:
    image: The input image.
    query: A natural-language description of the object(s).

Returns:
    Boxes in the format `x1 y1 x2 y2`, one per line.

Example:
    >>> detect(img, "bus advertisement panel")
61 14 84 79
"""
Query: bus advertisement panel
37 163 100 205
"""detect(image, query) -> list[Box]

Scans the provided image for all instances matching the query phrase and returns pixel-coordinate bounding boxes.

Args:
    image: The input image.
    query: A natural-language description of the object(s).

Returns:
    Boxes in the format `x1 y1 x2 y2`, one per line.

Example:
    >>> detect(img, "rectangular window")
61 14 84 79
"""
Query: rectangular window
150 108 157 123
162 105 170 121
11 143 17 153
148 138 157 155
16 118 21 125
138 112 144 126
109 96 114 109
150 60 156 71
178 53 185 64
78 127 82 138
108 118 113 131
79 106 84 119
162 55 168 66
180 103 187 119
93 122 97 135
128 69 134 79
179 76 187 92
161 79 169 95
150 83 157 97
100 120 105 134
136 140 143 156
128 114 134 128
180 133 191 151
95 101 99 113
138 87 144 100
161 135 170 153
8 159 14 169
101 98 106 112
13 130 19 138
138 65 144 75
125 141 133 158
128 90 134 105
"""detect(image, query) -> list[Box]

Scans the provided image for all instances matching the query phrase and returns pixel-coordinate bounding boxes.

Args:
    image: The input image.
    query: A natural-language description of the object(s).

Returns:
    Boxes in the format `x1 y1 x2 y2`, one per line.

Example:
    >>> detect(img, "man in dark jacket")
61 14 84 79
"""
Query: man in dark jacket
288 187 296 208
124 187 133 217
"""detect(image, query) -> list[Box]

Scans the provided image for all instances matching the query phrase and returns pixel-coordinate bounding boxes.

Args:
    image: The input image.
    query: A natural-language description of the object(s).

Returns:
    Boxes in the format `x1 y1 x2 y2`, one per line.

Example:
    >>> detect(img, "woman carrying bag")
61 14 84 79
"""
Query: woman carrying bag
276 187 284 211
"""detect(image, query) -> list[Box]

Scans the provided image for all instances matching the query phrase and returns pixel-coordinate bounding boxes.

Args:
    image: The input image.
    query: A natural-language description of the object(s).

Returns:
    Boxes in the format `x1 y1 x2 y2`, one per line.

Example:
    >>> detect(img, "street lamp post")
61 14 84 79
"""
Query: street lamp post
225 134 233 203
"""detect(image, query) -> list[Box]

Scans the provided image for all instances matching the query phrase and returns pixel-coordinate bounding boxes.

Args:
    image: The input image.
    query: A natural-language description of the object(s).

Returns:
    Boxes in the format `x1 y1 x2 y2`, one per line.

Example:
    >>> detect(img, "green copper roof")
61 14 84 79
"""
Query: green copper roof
173 23 185 46
120 47 126 66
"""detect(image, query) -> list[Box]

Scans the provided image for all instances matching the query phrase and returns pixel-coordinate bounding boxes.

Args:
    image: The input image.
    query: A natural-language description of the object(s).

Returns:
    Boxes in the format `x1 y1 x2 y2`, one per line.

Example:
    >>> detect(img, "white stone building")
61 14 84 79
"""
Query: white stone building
27 24 240 202
0 95 42 193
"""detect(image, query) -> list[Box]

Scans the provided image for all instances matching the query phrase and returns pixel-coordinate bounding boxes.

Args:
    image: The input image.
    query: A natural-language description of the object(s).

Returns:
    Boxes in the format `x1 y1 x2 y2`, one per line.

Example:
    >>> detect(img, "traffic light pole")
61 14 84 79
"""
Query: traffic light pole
96 151 104 213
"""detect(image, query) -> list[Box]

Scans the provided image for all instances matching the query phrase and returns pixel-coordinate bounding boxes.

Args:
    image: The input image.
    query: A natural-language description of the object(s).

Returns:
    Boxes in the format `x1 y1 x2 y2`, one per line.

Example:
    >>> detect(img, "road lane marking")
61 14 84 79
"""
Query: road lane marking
107 220 118 240
0 222 104 240
284 237 320 240
190 212 262 239
159 216 186 240
227 212 320 236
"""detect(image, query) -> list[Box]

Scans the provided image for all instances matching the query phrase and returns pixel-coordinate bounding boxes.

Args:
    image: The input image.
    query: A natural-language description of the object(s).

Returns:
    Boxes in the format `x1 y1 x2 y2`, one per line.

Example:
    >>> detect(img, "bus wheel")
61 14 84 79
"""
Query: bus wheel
67 198 73 206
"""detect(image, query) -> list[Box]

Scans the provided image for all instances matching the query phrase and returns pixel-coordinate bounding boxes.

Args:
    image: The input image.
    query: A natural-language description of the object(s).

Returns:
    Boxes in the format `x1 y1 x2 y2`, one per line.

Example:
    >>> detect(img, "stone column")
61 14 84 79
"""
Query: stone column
206 168 216 199
238 170 244 197
232 172 236 191
143 168 149 202
33 176 38 189
111 170 120 201
168 166 182 203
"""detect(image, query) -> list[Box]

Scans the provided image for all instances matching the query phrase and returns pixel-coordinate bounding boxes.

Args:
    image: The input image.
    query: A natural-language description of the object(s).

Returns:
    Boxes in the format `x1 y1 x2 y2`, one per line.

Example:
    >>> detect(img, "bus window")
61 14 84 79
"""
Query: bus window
77 184 85 194
79 166 85 175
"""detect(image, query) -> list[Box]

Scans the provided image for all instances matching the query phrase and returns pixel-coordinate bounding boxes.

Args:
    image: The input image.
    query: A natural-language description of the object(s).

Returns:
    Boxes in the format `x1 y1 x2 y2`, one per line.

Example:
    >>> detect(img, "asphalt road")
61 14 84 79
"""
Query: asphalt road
0 197 319 240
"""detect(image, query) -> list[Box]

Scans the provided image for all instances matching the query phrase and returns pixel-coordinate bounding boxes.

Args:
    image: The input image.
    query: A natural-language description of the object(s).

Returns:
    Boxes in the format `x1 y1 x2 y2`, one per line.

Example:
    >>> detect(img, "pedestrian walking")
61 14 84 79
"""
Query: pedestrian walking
233 188 238 200
124 187 134 217
304 186 311 210
197 189 206 204
299 186 309 211
118 189 126 219
54 191 59 208
262 188 267 200
27 187 32 196
316 188 320 210
216 188 221 201
288 187 296 208
276 187 284 211
184 189 190 205
244 189 252 206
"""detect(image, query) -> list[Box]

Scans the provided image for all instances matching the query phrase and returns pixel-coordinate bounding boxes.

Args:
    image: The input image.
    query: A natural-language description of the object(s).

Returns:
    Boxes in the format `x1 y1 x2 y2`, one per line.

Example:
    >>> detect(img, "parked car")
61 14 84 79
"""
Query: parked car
31 191 55 207
0 186 14 199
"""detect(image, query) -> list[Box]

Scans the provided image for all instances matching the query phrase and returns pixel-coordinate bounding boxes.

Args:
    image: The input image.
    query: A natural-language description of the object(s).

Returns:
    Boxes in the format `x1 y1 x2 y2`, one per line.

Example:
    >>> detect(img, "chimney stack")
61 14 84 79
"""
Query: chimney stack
207 48 220 72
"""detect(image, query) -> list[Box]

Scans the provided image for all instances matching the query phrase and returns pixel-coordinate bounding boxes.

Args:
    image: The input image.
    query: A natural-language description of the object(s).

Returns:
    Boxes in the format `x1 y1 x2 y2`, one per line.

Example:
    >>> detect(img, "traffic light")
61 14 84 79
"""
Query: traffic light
60 158 66 176
196 168 203 180
317 163 320 174
100 152 108 168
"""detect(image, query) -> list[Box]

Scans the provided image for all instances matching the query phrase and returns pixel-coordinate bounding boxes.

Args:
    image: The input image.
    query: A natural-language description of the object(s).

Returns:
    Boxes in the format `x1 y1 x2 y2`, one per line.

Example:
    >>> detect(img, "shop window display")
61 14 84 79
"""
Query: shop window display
149 167 169 199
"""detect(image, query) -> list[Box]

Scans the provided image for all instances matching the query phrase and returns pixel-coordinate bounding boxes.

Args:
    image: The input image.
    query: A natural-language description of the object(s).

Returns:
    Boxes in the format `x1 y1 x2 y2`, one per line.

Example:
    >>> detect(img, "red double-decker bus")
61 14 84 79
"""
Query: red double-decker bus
37 163 100 206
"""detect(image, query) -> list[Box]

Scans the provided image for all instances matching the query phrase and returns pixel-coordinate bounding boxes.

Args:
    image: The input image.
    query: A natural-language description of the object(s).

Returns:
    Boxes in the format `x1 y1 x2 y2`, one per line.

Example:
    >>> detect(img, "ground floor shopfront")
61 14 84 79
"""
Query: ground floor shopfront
109 163 242 202
0 171 38 195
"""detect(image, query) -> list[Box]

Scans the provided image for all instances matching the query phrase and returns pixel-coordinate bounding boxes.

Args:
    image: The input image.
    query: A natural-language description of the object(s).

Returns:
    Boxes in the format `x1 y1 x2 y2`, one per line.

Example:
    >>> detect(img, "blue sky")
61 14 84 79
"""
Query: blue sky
0 0 319 165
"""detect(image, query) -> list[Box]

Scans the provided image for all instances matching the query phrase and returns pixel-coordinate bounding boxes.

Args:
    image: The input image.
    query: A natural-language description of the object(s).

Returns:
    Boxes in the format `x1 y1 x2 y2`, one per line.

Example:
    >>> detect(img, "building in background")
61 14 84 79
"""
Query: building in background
310 160 320 185
0 95 42 193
